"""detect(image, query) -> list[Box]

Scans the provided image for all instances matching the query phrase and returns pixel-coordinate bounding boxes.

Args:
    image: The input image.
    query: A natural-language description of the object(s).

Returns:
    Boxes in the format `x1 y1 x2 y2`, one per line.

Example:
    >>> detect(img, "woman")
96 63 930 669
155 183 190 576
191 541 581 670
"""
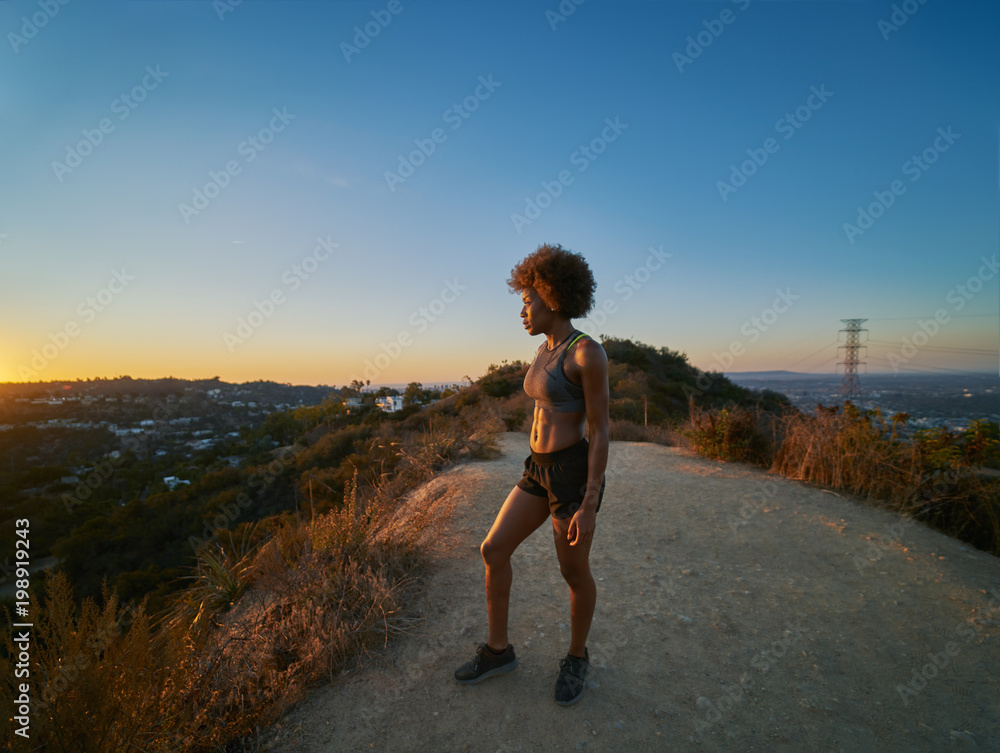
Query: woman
454 243 609 707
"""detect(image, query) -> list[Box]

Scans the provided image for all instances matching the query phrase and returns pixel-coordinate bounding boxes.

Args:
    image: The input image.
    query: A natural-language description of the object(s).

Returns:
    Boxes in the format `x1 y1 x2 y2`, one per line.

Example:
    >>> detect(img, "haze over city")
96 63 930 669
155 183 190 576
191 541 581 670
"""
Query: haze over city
2 0 997 386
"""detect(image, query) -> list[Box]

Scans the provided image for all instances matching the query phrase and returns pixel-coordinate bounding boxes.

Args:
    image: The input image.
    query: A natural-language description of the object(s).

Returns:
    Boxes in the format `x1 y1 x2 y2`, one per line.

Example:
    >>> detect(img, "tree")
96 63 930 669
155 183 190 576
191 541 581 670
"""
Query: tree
403 382 426 408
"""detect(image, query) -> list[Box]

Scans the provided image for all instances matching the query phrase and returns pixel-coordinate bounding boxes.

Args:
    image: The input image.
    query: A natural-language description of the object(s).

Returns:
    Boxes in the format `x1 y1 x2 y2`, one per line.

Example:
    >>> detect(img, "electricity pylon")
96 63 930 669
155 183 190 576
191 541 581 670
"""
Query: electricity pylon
838 319 868 399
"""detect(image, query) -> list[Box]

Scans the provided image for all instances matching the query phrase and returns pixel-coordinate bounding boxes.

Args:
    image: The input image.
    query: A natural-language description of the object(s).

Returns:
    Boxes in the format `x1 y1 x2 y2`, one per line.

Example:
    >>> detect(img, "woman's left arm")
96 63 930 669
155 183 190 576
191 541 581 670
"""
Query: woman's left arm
577 338 609 514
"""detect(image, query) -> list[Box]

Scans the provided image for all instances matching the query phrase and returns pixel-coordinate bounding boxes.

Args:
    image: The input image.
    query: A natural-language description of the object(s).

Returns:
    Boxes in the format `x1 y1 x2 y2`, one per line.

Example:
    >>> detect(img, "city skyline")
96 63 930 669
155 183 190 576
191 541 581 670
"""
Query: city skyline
2 0 998 386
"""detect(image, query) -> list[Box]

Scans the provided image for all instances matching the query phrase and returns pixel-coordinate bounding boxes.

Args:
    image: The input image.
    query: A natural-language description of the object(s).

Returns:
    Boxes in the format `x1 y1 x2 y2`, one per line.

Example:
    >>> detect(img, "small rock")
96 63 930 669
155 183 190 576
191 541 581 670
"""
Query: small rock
681 569 693 576
614 721 624 730
950 730 976 745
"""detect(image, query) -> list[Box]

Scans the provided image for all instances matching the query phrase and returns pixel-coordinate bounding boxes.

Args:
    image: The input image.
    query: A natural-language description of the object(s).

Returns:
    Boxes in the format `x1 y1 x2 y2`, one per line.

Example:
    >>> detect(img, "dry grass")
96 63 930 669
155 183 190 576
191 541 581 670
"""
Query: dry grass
684 404 776 465
684 401 1000 556
771 407 1000 554
2 575 159 753
0 408 506 752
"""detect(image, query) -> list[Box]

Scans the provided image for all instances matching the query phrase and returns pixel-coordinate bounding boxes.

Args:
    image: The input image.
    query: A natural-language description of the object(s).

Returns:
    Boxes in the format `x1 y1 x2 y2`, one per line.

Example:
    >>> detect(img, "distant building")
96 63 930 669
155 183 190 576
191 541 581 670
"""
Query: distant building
375 396 404 412
163 476 191 490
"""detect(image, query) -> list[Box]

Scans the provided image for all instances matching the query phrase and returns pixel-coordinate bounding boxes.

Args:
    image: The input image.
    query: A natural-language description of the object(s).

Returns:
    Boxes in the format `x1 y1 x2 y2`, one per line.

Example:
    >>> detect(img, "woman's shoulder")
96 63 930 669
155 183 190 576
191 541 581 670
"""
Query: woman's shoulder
573 332 604 351
568 333 607 365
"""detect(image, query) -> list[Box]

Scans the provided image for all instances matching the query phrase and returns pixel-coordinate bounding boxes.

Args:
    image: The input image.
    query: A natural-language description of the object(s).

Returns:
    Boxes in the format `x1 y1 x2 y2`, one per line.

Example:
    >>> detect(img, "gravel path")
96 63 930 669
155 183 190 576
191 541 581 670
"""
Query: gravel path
266 433 1000 752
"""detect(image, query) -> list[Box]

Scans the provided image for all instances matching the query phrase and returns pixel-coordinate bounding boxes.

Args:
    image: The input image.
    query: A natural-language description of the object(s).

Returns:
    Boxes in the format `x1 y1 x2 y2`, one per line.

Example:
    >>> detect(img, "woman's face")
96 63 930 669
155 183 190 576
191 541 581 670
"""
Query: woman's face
520 287 553 335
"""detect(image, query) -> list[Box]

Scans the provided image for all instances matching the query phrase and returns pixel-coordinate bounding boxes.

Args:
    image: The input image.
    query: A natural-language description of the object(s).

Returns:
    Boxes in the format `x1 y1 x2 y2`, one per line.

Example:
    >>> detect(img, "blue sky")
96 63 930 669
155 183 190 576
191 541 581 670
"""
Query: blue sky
1 0 997 386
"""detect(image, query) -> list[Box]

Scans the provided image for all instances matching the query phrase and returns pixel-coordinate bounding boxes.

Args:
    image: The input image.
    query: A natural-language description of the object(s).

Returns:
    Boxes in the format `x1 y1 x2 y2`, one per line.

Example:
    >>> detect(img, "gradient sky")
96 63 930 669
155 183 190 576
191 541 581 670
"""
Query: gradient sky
1 0 997 387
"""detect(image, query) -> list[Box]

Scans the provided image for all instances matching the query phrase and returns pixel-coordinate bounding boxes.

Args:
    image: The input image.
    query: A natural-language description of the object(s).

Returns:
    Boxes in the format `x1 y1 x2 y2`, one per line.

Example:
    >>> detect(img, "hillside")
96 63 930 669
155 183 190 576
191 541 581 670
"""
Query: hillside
268 433 1000 753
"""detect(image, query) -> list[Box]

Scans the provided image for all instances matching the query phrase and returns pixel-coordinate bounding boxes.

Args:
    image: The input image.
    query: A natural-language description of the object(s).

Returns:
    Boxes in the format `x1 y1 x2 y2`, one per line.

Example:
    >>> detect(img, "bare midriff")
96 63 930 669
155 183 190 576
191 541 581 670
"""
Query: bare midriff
530 405 586 453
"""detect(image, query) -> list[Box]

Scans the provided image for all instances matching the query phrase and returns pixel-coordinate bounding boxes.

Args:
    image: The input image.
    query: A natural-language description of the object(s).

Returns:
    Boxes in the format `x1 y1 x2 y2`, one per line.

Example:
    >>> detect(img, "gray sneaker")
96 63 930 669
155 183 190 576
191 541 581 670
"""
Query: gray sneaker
554 648 589 705
454 643 518 684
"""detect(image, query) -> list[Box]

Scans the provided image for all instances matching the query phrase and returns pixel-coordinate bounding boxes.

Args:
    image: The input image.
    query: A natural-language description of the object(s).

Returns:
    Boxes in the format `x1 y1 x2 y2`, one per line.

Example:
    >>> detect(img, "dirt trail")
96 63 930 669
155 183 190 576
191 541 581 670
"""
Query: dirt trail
265 433 1000 752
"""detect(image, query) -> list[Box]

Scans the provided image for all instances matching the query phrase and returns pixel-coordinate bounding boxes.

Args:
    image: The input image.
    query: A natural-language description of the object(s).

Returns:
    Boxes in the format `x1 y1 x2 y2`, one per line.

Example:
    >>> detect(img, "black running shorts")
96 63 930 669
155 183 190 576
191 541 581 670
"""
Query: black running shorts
516 437 606 520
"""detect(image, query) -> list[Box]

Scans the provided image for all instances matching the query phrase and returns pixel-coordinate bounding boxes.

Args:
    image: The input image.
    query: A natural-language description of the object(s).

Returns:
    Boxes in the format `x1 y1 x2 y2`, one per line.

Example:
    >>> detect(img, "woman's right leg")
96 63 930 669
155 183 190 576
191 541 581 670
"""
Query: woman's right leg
480 486 551 650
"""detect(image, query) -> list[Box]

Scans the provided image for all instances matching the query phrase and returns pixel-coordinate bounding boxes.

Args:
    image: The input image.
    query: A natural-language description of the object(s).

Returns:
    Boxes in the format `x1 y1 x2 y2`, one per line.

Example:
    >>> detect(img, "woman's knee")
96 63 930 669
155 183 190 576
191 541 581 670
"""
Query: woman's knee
558 561 592 588
480 536 510 567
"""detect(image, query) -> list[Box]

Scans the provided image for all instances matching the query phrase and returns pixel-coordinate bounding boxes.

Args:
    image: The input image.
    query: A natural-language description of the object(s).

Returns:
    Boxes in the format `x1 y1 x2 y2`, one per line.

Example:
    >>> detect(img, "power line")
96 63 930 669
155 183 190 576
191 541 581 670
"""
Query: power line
865 314 999 321
782 338 840 371
864 356 996 375
865 339 999 355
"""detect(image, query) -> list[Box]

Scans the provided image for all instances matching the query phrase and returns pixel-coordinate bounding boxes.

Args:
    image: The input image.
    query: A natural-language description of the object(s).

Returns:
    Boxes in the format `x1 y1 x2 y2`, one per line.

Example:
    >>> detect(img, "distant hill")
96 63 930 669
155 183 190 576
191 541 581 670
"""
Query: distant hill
453 335 794 426
0 376 333 404
726 370 836 378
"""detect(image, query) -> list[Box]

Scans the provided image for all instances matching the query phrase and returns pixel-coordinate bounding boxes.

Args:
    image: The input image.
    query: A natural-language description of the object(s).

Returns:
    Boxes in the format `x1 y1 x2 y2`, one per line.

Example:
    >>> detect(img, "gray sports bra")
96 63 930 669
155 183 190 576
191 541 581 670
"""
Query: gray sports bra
523 329 589 412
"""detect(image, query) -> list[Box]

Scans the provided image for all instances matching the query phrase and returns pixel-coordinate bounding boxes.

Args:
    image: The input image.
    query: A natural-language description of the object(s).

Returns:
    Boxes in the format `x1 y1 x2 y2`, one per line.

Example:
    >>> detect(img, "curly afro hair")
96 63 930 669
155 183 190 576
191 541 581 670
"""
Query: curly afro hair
507 243 597 319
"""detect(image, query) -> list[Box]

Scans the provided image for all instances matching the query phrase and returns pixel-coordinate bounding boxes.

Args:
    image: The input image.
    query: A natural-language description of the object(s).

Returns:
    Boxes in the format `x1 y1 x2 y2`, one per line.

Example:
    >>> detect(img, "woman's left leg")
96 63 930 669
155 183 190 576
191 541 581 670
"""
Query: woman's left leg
551 517 595 658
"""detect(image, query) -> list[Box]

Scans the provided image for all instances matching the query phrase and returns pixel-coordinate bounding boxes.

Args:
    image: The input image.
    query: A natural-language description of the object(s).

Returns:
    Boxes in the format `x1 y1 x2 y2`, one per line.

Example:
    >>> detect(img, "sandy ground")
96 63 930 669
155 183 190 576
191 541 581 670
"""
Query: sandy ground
265 433 1000 752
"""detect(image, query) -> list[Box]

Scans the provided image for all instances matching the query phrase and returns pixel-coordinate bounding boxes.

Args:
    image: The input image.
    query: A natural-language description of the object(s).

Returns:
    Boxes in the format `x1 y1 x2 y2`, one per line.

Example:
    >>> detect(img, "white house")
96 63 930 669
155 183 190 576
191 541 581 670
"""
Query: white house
375 395 404 412
163 476 191 490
